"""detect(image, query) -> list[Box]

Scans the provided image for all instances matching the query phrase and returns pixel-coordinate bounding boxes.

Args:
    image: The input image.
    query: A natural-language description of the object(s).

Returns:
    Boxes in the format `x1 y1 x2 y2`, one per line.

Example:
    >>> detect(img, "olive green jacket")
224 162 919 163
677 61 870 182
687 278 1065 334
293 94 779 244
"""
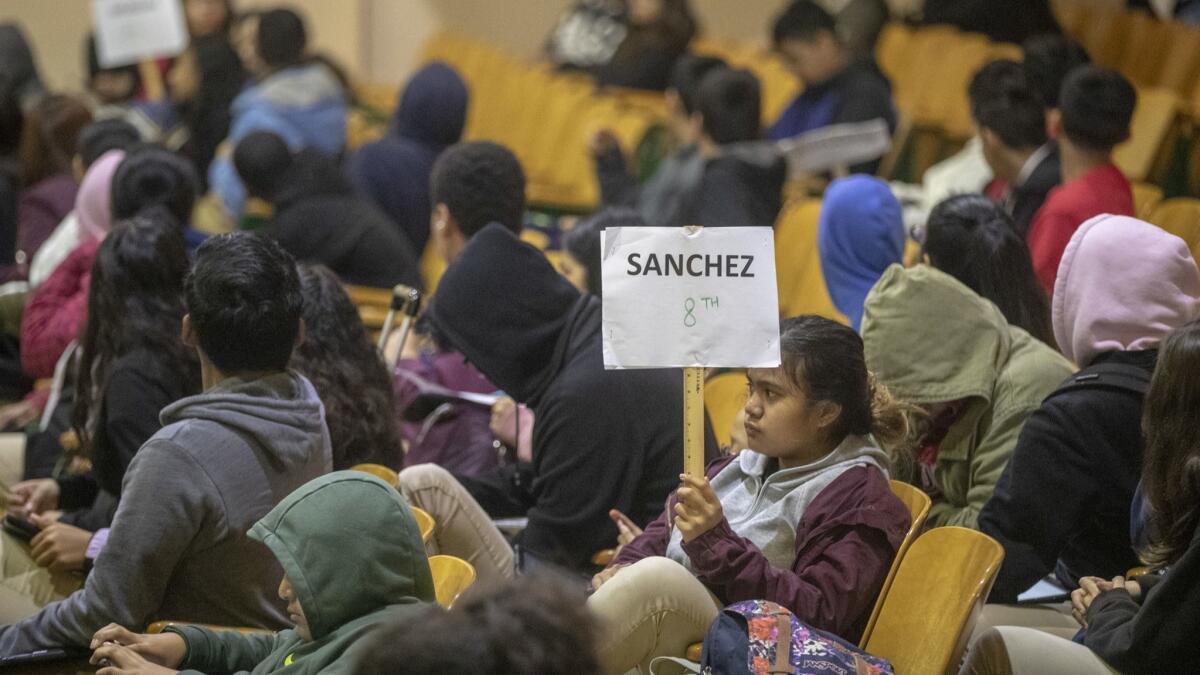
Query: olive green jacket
862 265 1074 529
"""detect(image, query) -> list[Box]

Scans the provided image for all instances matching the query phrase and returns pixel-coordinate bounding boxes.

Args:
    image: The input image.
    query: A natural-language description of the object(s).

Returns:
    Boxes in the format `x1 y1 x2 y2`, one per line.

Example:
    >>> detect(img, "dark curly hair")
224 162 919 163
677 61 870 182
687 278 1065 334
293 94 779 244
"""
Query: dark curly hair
291 264 402 469
355 574 598 675
74 210 200 454
430 141 526 237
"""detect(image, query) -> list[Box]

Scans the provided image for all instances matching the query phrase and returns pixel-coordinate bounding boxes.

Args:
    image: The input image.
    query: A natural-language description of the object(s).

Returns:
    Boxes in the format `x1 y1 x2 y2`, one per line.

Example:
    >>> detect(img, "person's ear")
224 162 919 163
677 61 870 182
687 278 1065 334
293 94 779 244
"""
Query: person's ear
815 401 842 432
181 314 197 348
1046 108 1063 140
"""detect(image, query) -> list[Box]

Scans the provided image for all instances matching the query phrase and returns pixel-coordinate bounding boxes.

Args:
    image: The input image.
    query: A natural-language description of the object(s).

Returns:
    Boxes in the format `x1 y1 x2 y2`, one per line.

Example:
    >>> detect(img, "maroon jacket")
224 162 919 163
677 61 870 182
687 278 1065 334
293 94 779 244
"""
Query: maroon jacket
613 457 910 642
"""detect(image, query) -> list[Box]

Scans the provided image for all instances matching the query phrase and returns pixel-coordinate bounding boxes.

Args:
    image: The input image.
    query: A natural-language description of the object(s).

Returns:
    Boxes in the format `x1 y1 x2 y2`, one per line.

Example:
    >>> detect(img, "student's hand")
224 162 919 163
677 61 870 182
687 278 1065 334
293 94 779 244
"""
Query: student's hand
589 128 620 157
1113 575 1142 601
490 397 519 447
591 563 627 591
609 509 644 552
1071 576 1116 627
29 519 92 572
674 474 724 543
0 399 39 431
92 642 179 675
90 624 187 669
5 478 59 518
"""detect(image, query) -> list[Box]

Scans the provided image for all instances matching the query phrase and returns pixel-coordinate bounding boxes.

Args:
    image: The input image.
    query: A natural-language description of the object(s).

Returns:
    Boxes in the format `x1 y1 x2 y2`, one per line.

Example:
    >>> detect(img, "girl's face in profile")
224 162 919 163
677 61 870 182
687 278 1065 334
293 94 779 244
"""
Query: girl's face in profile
744 366 838 468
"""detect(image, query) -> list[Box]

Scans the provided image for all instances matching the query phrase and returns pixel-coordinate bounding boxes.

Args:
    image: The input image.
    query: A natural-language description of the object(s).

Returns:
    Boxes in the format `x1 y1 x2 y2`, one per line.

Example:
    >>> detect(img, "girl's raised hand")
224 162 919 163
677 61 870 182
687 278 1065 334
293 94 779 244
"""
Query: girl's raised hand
674 474 723 542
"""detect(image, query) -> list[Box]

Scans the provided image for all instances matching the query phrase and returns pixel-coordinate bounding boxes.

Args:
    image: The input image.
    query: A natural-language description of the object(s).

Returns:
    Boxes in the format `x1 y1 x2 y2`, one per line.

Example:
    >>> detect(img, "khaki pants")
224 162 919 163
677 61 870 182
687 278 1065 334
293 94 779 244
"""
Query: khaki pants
0 531 83 623
970 602 1081 645
397 464 515 587
0 431 25 490
588 556 721 675
960 627 1119 675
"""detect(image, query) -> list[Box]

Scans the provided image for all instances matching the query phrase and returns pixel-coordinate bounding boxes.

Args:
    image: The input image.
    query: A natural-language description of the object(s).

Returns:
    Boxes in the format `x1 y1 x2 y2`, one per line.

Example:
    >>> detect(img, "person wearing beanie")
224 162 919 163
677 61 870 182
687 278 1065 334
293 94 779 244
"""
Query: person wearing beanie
817 175 905 330
233 131 421 290
348 62 468 253
208 7 348 220
1027 66 1136 296
975 214 1200 641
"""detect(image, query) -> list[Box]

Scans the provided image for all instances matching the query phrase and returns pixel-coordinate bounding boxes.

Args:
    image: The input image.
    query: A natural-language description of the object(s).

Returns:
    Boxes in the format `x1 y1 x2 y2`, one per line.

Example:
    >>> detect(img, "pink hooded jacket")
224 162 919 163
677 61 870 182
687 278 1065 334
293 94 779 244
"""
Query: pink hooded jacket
20 150 123 379
1053 214 1200 367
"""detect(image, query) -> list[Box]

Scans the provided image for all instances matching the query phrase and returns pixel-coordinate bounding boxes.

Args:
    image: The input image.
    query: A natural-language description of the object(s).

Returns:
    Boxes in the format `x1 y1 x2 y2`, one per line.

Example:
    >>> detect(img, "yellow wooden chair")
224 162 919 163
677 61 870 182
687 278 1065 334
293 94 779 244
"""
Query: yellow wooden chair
410 506 435 545
704 371 748 449
1114 87 1181 185
343 284 394 341
350 463 399 487
861 526 1004 675
857 481 933 647
774 199 849 323
1132 182 1165 221
429 554 476 609
1147 198 1200 262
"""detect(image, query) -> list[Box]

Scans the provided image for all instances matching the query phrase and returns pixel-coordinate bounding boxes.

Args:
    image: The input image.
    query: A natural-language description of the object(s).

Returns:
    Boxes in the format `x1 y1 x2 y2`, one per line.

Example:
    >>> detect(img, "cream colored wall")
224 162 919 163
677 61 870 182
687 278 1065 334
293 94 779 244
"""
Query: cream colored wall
1 0 841 92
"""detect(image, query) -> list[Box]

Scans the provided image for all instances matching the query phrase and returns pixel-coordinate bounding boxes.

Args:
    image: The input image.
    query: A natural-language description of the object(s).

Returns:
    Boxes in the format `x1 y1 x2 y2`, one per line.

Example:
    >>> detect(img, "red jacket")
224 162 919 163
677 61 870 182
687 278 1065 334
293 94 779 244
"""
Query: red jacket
1027 163 1133 296
613 458 910 642
20 238 100 378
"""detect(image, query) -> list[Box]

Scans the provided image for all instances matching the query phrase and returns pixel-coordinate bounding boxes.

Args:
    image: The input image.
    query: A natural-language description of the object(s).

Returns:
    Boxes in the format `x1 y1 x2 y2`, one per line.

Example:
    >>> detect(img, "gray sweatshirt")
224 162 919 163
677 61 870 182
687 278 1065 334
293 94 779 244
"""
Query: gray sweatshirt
0 372 333 654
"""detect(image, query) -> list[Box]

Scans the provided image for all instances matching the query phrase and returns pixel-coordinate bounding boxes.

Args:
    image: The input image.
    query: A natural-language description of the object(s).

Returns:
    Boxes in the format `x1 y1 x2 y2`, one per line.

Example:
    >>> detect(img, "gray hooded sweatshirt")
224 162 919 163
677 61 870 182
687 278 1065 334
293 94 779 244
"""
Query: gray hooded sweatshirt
0 372 332 654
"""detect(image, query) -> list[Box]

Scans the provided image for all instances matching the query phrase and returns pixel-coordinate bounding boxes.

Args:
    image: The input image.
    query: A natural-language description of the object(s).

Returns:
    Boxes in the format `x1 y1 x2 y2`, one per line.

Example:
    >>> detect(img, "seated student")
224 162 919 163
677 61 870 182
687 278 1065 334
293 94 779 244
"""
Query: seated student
592 54 727 228
1027 66 1135 295
1 212 201 606
593 0 697 91
686 68 786 230
400 224 709 581
0 232 331 651
817 174 905 331
85 471 434 674
28 119 141 290
356 574 599 675
861 264 1073 528
8 94 92 281
292 264 403 470
559 207 644 296
962 319 1200 675
768 0 895 174
232 131 422 290
209 8 348 219
347 62 468 253
969 60 1059 237
921 194 1056 349
20 146 201 385
920 0 1060 44
83 35 173 144
166 34 249 187
589 316 911 674
978 215 1199 608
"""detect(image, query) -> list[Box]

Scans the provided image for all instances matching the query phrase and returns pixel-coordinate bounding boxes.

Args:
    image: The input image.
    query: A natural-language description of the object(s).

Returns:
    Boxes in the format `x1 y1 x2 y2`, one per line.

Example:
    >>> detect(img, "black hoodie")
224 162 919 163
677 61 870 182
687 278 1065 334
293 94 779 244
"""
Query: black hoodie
430 224 715 569
269 149 422 290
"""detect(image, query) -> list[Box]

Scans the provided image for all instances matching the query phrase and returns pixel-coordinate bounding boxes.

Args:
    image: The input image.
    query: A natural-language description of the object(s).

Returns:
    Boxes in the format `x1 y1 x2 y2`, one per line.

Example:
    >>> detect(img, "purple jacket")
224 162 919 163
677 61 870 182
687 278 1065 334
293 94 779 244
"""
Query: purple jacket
614 458 909 642
6 173 77 281
394 351 502 476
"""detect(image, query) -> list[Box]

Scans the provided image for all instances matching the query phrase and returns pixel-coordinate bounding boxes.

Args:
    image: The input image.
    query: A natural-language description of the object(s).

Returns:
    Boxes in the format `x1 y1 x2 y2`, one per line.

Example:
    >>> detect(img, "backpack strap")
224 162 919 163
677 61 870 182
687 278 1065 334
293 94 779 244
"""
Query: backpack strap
1045 361 1152 402
768 610 792 674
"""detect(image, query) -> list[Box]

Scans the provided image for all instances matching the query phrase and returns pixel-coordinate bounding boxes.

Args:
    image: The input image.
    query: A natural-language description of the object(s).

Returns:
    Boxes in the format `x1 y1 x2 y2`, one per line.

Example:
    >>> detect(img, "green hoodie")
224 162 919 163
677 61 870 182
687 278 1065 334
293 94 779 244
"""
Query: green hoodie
167 471 436 674
861 265 1074 529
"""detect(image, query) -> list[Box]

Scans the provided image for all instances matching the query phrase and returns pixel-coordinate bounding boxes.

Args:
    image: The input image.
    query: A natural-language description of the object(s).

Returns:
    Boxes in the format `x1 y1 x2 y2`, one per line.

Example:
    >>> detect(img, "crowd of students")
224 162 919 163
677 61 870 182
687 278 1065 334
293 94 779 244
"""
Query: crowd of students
0 0 1195 673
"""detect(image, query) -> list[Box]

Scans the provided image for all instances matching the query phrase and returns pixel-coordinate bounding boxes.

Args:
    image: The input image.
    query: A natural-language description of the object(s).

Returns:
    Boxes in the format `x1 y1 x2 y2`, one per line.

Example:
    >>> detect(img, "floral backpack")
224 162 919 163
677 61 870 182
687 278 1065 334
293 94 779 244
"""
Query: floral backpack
651 600 894 675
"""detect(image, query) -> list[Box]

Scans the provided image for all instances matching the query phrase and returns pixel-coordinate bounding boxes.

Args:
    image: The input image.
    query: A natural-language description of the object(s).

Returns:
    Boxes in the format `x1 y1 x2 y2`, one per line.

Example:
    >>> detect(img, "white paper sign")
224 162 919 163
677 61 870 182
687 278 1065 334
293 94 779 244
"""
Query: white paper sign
92 0 189 68
601 226 781 369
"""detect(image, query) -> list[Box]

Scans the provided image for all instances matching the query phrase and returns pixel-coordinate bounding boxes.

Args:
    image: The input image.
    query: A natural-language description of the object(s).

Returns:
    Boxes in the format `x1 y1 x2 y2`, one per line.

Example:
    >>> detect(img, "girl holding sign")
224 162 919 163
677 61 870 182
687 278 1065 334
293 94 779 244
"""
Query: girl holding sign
588 315 912 675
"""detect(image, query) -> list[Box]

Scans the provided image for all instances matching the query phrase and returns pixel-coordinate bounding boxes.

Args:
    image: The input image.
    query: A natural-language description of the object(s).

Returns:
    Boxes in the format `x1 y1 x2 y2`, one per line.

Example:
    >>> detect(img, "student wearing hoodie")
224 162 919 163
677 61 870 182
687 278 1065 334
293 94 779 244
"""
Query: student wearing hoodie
348 62 468 253
400 224 710 581
978 215 1200 610
1027 66 1135 295
0 232 331 652
589 316 911 674
86 471 435 675
208 8 348 220
769 1 895 175
861 265 1074 529
233 131 422 290
962 319 1200 675
817 175 905 331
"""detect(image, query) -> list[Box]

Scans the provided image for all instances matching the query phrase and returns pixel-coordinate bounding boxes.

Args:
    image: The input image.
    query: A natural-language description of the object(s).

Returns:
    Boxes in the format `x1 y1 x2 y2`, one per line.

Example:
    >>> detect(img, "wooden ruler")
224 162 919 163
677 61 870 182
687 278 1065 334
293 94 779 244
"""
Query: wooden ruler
683 366 705 476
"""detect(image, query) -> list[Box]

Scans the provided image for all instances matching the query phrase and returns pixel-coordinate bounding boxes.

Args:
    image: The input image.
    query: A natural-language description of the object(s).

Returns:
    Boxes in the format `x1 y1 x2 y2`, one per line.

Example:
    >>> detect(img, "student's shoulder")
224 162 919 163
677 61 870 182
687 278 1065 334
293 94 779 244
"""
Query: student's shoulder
806 465 910 534
994 332 1075 411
